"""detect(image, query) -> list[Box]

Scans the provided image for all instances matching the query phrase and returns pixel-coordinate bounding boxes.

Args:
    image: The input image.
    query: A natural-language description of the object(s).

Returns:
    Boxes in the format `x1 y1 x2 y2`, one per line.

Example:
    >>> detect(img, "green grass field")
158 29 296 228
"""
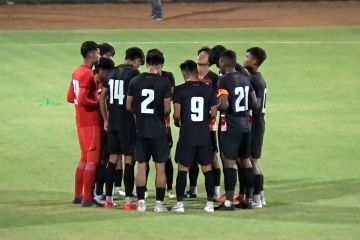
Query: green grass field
1 27 360 240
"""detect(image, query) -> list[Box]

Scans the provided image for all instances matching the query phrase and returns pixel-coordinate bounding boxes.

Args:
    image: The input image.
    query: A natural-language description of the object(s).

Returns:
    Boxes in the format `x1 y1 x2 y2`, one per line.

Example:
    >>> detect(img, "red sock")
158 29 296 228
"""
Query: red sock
83 151 100 203
75 160 86 199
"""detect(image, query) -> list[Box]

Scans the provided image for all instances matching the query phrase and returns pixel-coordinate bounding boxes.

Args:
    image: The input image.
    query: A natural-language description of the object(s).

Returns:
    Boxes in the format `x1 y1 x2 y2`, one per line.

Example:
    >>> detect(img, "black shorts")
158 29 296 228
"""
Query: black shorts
210 131 219 153
107 130 135 156
251 118 265 159
175 140 213 167
219 130 251 160
134 134 169 163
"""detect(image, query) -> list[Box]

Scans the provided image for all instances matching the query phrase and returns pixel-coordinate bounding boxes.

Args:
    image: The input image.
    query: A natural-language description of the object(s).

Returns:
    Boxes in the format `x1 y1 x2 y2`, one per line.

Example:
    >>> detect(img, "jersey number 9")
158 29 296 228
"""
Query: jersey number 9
191 97 204 122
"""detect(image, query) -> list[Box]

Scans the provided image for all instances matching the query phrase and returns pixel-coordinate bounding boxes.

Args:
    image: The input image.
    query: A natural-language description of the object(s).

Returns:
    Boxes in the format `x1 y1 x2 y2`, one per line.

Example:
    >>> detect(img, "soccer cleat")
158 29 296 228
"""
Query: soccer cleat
104 201 119 208
149 15 156 19
153 18 163 22
93 194 105 206
114 187 126 197
137 200 146 212
204 201 214 213
233 195 243 205
236 200 253 210
260 192 267 206
214 193 226 203
251 200 263 209
167 190 176 199
154 201 168 213
184 190 197 198
214 203 235 211
171 202 185 213
124 202 138 210
82 201 94 207
72 197 82 204
144 191 148 199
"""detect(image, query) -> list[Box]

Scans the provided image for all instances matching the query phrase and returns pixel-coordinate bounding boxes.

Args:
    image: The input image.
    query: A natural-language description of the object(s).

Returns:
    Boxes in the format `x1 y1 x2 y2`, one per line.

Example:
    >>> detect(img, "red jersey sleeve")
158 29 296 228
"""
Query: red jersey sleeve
77 71 98 108
67 80 75 103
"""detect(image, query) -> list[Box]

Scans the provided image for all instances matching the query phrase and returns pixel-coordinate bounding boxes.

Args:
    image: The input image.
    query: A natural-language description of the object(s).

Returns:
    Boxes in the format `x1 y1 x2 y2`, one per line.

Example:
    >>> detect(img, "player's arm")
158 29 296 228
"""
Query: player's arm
77 73 98 107
164 79 172 116
126 96 135 114
250 86 260 109
100 87 109 130
210 90 218 119
173 102 181 127
67 81 75 103
217 88 229 112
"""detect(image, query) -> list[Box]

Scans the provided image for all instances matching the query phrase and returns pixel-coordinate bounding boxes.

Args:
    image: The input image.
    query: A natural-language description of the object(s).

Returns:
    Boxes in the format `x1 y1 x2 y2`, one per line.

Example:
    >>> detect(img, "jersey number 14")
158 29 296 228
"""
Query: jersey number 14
108 79 125 105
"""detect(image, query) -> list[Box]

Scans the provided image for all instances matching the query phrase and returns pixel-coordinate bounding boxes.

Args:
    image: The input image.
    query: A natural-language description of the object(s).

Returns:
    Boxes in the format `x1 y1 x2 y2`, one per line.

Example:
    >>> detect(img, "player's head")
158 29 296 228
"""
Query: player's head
212 45 227 68
98 43 115 60
94 57 114 83
125 47 145 69
81 41 100 65
180 60 198 81
197 46 212 72
146 48 164 70
219 49 237 73
244 47 267 71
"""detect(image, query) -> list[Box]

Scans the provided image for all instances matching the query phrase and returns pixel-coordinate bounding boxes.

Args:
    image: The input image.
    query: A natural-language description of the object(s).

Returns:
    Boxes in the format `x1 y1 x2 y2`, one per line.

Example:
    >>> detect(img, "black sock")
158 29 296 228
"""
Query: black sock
136 186 146 200
165 156 174 191
224 168 237 201
114 169 123 188
238 167 246 195
213 168 221 186
204 171 215 201
254 174 261 195
124 164 135 197
176 171 187 202
245 168 255 200
95 164 106 196
156 187 166 202
105 162 116 197
259 174 264 191
145 163 150 191
189 164 199 189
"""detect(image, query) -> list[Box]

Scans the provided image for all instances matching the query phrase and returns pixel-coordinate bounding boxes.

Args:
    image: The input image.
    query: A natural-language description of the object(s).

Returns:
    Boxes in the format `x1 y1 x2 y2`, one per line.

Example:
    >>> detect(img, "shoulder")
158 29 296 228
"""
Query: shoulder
208 70 219 80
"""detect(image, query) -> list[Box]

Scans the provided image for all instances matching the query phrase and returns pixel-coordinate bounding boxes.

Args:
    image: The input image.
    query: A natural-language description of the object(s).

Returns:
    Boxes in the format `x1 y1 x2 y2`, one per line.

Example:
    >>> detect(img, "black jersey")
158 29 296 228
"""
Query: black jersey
200 70 219 93
162 71 176 88
127 72 172 138
250 72 267 120
235 63 250 77
173 81 217 146
105 64 139 131
218 71 254 132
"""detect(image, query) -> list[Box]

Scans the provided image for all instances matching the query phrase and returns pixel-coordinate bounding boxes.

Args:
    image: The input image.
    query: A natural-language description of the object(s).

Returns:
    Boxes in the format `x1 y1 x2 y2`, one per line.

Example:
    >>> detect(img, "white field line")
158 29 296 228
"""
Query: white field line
2 40 360 46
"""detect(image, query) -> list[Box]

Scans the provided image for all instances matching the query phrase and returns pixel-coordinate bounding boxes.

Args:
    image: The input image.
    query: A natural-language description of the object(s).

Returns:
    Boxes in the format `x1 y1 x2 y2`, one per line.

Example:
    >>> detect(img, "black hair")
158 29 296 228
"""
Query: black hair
220 49 237 68
94 57 114 74
146 48 164 66
211 45 227 67
247 47 267 66
180 60 198 75
98 43 115 57
125 47 145 65
80 41 98 58
197 46 213 64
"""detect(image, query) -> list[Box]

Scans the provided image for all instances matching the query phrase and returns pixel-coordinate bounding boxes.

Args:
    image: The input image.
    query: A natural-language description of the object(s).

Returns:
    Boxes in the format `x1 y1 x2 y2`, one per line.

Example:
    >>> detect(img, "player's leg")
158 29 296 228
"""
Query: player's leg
186 162 199 198
199 145 216 213
152 134 169 213
73 149 86 204
237 161 246 202
94 134 108 206
165 127 175 198
211 131 221 198
113 155 125 198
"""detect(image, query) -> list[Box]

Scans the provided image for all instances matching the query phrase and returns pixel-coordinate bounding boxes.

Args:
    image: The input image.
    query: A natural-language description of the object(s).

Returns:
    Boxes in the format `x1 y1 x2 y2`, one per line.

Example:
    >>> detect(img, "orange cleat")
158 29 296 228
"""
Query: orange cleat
104 201 119 208
233 195 244 205
123 202 138 210
214 193 226 203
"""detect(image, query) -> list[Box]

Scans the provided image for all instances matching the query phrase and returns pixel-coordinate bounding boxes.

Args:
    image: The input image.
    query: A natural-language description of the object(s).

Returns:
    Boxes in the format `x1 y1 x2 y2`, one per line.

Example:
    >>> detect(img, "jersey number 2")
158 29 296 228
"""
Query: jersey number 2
141 89 155 114
191 97 204 122
108 79 125 105
234 86 249 112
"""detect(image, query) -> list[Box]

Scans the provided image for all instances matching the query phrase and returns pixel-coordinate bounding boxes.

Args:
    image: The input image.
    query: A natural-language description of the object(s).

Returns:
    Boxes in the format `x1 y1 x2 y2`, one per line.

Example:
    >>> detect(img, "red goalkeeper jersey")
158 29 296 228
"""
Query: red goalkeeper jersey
67 65 101 128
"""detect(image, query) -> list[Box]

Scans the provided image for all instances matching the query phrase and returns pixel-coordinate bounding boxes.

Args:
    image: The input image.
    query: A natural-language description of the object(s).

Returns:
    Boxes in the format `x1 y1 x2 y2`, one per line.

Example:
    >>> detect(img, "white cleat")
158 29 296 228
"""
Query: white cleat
144 191 148 199
204 201 214 213
252 200 263 209
114 187 126 197
137 200 146 212
260 192 267 206
171 202 185 213
93 194 105 206
154 201 168 213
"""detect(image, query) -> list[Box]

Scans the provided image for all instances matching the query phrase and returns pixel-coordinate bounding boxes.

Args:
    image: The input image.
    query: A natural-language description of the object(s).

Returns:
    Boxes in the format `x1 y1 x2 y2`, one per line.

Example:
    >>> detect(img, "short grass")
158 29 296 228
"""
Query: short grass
0 27 360 240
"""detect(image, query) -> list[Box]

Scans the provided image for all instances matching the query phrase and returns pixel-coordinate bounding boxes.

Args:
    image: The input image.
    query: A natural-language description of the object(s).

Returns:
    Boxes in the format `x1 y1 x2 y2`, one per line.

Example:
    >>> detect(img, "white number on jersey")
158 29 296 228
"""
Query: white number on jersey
72 79 79 105
108 79 125 105
191 97 204 122
234 86 249 112
141 89 155 114
262 88 267 113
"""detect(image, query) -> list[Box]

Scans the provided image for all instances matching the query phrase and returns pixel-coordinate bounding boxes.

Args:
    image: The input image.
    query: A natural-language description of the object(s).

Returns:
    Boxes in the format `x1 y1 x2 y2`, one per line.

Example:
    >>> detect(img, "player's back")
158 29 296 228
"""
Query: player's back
105 64 139 131
218 71 253 132
128 72 172 138
250 72 267 120
174 81 216 146
69 65 101 127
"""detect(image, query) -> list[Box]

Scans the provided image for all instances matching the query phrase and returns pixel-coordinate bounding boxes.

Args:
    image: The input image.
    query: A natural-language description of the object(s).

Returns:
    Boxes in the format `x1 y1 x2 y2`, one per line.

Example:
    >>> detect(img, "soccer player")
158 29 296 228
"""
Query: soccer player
100 47 145 209
215 50 259 211
243 47 268 208
67 41 101 207
171 60 217 213
98 43 115 60
93 57 115 205
126 49 171 213
185 47 221 199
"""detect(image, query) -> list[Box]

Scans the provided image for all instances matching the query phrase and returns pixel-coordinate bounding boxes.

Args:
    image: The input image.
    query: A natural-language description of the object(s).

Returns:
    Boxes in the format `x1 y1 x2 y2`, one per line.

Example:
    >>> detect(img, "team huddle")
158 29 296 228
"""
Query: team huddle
67 41 267 213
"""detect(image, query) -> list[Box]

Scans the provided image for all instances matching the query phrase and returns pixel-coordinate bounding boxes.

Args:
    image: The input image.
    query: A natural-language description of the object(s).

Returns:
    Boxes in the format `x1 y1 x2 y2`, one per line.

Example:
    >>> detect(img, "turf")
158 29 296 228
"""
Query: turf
0 27 360 240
